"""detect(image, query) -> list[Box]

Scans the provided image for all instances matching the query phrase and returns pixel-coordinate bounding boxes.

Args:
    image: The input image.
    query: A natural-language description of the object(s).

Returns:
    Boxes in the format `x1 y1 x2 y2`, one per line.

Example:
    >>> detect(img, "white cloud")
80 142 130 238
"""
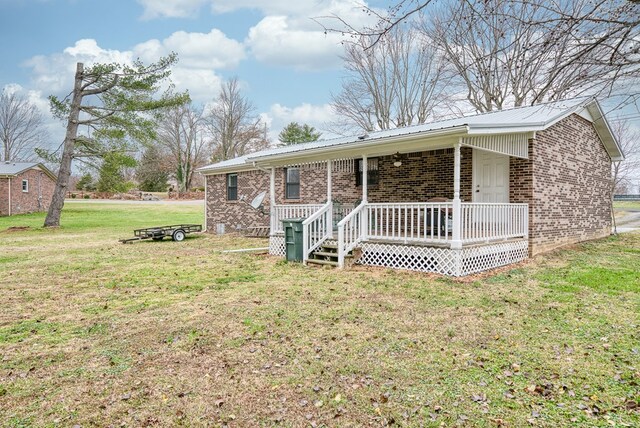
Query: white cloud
246 16 344 70
263 102 339 142
138 0 207 19
23 29 246 104
135 29 245 70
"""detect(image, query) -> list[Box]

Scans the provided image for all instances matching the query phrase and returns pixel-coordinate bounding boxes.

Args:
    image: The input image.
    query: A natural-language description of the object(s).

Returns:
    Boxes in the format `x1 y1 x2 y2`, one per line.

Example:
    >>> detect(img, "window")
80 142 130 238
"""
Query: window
355 158 379 186
22 179 29 193
226 173 237 200
285 168 300 199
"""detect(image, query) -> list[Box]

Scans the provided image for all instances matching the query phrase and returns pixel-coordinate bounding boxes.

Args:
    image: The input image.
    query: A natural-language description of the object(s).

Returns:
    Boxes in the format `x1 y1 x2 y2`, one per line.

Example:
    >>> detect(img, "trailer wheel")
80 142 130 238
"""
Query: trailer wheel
172 229 186 242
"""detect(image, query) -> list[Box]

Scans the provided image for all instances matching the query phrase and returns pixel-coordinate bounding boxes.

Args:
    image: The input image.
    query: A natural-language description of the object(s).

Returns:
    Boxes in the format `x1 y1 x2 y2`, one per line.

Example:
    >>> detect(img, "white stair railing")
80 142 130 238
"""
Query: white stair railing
337 201 368 268
302 201 333 262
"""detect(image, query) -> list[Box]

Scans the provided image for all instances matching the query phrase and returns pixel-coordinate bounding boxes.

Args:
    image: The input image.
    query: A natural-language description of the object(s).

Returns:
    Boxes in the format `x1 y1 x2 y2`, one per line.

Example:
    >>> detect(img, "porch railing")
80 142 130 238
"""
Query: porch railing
271 204 324 234
302 201 333 262
337 202 367 268
460 203 528 243
366 202 453 243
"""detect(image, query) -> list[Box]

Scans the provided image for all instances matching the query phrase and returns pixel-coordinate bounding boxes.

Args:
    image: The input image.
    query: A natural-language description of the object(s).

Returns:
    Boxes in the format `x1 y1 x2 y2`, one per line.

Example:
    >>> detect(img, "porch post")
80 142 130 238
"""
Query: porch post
327 159 332 202
361 155 368 239
270 167 276 234
362 155 368 202
451 141 463 250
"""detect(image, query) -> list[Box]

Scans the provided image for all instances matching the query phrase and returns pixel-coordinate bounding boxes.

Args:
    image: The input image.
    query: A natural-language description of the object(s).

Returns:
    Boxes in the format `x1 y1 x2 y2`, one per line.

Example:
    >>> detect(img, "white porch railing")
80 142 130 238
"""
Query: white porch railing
366 202 453 243
337 202 367 268
302 201 333 262
335 202 529 268
271 204 324 234
460 203 528 243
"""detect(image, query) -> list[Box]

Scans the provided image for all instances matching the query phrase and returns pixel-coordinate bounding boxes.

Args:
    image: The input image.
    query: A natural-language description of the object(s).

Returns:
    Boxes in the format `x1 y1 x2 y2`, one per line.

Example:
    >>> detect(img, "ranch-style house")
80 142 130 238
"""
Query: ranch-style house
198 97 623 276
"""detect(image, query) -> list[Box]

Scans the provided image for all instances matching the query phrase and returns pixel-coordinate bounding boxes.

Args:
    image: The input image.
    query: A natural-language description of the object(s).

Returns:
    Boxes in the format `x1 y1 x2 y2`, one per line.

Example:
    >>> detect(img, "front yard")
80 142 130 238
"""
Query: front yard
1 202 638 427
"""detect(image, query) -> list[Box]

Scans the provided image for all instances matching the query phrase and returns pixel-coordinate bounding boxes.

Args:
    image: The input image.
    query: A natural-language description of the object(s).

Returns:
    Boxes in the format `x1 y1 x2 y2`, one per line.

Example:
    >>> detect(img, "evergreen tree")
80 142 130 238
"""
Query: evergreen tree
278 122 322 145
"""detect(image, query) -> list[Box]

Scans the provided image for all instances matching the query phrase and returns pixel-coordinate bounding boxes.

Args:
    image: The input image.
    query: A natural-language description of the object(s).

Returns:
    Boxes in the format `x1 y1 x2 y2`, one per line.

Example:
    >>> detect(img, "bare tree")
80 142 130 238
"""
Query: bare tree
331 27 452 133
425 0 640 112
156 103 208 192
611 119 640 195
0 88 47 161
319 0 640 112
203 78 268 162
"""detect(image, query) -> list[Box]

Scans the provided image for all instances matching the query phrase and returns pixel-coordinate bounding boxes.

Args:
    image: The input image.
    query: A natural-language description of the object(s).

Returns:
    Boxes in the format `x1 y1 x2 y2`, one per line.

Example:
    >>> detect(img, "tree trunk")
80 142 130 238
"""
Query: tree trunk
44 63 84 227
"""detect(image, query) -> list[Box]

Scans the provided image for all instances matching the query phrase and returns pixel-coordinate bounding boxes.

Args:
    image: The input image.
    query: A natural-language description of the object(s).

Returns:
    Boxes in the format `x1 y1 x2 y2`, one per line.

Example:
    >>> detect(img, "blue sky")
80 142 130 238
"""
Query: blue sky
1 0 638 170
0 0 384 143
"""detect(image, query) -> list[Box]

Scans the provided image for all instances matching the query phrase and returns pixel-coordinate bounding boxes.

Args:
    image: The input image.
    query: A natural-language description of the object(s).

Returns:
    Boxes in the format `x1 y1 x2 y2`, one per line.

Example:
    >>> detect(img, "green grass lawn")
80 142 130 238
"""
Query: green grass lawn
1 203 639 427
614 201 640 211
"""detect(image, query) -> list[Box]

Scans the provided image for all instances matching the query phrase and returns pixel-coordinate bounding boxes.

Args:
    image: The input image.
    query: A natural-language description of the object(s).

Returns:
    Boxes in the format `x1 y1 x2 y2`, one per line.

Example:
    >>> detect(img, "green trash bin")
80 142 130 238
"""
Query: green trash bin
282 218 305 262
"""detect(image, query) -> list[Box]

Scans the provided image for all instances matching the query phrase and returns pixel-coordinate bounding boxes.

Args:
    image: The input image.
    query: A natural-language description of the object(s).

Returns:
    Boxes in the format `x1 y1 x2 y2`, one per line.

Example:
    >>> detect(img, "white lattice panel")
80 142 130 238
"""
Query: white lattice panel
460 240 529 276
269 235 286 257
357 240 528 277
358 243 459 276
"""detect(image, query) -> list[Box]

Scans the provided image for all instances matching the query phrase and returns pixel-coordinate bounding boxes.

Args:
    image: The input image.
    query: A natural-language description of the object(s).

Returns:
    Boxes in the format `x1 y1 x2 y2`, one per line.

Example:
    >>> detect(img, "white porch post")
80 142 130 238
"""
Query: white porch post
361 156 368 240
361 155 368 202
270 167 276 234
451 142 463 250
327 159 332 202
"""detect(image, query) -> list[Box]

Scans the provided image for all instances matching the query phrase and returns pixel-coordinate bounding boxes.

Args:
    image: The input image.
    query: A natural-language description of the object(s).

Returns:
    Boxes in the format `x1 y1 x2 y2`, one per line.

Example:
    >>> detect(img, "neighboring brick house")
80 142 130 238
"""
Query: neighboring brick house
199 98 622 276
0 162 56 216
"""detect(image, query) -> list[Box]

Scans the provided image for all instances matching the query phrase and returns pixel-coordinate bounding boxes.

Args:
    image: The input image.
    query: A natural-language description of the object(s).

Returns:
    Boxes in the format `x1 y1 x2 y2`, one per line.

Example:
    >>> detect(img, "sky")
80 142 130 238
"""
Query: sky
0 0 384 145
1 0 639 190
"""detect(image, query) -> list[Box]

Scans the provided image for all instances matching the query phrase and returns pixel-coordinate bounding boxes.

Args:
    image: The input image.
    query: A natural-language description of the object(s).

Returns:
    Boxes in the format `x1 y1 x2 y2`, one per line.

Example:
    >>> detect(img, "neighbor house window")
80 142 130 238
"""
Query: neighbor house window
22 179 29 192
355 158 379 186
227 173 238 200
285 168 300 199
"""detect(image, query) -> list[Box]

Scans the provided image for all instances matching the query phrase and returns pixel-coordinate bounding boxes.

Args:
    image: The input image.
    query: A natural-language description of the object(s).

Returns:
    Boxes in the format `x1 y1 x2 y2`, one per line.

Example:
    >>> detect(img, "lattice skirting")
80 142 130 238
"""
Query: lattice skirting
269 235 286 257
357 240 528 277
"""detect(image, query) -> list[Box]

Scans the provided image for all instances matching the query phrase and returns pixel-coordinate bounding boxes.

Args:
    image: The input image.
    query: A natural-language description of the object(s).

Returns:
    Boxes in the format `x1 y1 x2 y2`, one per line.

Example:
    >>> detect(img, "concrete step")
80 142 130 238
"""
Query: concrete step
307 258 338 267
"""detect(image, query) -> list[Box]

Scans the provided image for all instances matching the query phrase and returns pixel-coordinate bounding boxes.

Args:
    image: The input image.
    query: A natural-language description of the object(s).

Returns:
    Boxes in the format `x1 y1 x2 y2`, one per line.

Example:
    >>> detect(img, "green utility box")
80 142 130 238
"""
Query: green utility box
283 218 305 262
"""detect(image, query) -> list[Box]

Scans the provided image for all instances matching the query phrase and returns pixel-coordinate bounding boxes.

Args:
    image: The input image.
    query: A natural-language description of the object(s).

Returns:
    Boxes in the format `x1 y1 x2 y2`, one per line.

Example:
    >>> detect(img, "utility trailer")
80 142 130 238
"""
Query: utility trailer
120 224 202 244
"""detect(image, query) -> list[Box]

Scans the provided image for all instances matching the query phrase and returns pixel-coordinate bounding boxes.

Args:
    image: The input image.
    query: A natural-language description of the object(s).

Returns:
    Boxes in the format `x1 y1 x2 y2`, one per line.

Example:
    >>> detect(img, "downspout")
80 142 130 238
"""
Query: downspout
203 175 208 232
8 177 11 216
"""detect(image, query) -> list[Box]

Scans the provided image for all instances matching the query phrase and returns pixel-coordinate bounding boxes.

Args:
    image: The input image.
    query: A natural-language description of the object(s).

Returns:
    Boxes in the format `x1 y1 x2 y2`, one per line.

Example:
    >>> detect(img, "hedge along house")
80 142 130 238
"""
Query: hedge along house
198 97 623 276
0 162 56 216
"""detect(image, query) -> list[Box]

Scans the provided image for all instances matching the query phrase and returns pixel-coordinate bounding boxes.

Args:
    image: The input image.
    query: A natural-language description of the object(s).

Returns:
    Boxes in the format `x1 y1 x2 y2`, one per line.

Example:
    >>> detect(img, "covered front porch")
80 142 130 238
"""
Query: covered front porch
263 134 531 276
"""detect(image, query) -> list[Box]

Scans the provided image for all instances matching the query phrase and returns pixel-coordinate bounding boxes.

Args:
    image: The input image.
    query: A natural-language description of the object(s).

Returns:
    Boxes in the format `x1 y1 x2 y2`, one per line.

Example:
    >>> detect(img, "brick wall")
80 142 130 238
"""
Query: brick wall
527 114 612 254
0 178 9 215
0 168 56 216
369 148 473 203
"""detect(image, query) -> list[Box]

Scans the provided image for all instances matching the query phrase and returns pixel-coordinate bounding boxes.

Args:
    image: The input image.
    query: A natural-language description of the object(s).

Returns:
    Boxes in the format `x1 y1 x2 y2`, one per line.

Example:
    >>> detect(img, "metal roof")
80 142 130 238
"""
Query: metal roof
0 162 56 180
198 97 622 174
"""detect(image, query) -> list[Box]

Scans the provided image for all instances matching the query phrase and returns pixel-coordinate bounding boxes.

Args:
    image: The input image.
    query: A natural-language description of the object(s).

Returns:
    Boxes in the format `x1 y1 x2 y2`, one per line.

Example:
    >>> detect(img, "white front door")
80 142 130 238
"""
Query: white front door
473 150 509 202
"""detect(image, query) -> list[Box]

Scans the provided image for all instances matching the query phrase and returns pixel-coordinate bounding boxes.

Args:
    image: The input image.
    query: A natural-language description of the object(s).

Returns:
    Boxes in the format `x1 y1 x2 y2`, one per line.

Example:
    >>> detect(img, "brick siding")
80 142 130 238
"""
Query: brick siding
528 114 612 254
0 168 56 216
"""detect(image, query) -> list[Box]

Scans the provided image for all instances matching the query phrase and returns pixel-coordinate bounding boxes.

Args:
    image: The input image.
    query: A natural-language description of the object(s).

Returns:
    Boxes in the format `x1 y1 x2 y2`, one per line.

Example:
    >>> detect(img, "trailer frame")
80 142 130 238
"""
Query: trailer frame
120 224 202 244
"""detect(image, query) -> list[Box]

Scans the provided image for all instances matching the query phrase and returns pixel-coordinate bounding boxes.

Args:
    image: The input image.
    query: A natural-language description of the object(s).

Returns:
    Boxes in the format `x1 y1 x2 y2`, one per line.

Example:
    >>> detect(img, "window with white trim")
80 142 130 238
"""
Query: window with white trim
285 168 300 199
22 179 29 192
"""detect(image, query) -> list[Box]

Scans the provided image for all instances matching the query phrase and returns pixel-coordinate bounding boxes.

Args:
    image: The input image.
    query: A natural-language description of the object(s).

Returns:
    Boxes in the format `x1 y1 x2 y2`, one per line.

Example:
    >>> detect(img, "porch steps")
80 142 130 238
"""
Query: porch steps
306 242 351 268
